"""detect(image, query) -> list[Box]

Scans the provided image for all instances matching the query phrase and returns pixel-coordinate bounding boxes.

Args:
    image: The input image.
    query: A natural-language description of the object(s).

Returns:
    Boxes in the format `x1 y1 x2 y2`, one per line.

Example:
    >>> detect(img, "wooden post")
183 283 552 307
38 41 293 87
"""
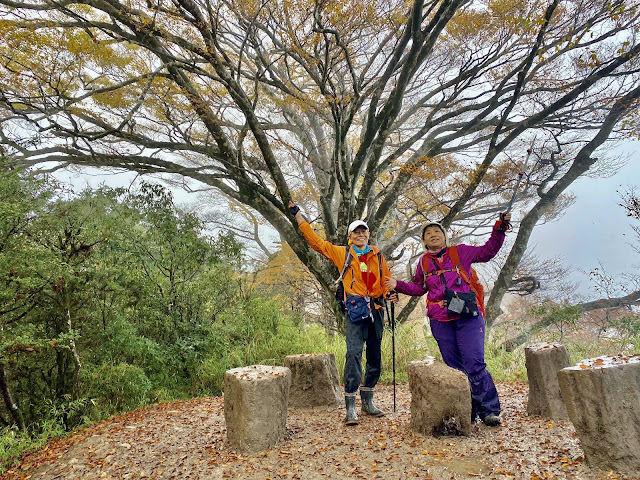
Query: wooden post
524 342 570 419
557 354 640 474
224 365 291 454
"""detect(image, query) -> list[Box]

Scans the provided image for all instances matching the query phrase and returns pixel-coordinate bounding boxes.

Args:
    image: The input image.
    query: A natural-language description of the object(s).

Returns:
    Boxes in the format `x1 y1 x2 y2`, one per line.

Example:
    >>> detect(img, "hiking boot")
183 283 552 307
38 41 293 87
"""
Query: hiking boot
483 414 501 427
360 388 384 417
344 395 359 425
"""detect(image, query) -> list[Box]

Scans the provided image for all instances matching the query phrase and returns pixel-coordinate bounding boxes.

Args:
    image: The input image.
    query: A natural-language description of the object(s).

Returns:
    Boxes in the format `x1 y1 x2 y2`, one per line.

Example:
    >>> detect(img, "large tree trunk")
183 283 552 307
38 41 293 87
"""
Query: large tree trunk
485 84 640 330
394 296 421 325
500 290 640 351
0 363 25 430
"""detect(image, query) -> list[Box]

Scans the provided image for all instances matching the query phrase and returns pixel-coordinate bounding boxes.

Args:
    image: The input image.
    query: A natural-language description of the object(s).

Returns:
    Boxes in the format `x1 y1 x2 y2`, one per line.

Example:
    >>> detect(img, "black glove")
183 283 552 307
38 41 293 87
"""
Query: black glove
498 213 511 231
289 204 300 216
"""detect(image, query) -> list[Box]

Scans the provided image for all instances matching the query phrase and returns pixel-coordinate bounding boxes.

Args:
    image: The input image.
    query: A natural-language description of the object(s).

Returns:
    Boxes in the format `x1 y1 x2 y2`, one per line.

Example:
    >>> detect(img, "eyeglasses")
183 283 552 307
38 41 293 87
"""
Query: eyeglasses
351 229 369 235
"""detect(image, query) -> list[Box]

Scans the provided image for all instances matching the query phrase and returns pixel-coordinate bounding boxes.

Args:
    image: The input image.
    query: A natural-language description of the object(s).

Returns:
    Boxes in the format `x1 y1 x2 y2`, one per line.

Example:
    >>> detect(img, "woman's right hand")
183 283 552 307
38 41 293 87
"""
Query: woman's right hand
384 276 397 291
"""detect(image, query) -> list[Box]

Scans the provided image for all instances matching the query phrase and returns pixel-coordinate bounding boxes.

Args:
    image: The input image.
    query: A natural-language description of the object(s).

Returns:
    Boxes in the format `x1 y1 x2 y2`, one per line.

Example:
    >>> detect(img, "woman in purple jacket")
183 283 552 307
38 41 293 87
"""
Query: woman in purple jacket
384 213 511 427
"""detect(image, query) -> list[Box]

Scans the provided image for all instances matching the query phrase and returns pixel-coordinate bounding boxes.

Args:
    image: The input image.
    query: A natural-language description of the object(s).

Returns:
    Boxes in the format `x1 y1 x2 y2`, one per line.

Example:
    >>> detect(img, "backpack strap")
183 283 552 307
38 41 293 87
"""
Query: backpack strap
422 255 428 289
433 258 447 287
336 247 384 298
448 245 474 294
424 268 457 278
334 245 353 305
335 245 353 285
422 254 456 287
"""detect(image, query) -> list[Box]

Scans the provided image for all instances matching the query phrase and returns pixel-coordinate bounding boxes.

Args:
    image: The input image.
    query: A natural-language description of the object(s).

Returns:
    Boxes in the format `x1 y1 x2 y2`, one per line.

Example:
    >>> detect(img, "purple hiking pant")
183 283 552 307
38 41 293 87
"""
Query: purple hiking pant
430 314 500 421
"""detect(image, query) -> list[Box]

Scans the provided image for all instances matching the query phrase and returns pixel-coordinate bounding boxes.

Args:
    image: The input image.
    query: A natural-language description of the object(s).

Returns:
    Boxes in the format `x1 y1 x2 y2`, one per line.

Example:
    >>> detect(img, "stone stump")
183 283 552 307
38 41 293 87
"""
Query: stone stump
525 342 570 419
284 353 342 408
557 354 640 474
224 364 291 454
408 357 472 436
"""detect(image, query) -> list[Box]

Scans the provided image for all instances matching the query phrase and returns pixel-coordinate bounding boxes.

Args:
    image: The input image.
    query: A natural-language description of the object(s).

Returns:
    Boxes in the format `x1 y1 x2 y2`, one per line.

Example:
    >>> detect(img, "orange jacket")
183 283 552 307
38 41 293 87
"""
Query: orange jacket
299 221 391 299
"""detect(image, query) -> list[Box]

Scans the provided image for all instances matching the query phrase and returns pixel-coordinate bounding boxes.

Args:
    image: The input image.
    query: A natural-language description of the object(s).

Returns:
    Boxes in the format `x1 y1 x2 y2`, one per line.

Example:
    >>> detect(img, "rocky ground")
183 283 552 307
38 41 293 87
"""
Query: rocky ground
2 382 638 480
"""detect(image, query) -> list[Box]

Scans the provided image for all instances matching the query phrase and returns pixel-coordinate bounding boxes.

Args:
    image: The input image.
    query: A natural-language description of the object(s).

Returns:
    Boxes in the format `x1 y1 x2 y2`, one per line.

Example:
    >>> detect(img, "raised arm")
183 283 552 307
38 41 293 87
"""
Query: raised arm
463 212 511 264
289 201 343 267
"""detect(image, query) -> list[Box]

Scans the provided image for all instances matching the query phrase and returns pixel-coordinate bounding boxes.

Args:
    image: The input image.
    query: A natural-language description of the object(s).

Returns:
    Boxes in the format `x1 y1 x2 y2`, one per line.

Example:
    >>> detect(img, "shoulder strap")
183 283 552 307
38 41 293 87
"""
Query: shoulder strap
377 251 382 280
422 255 429 288
335 245 353 285
432 258 448 287
448 245 474 292
448 244 460 267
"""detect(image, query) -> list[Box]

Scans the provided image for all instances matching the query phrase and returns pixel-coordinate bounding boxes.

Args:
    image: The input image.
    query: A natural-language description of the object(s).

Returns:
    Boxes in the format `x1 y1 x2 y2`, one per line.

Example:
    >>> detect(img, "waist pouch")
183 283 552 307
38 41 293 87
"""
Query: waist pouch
345 294 371 323
444 288 479 317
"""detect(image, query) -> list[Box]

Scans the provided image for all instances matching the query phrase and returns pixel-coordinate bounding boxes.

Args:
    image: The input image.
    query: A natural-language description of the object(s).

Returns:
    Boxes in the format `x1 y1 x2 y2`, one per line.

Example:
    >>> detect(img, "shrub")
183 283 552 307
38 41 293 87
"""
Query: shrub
379 321 435 384
85 363 152 412
485 342 527 382
0 421 68 475
194 296 345 395
93 318 172 382
0 428 36 475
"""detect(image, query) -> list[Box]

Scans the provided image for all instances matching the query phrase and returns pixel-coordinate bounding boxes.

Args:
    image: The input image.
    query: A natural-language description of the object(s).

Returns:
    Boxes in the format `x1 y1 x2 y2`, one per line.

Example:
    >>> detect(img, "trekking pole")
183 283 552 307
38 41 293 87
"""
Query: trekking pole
384 294 397 412
504 137 536 216
390 292 397 413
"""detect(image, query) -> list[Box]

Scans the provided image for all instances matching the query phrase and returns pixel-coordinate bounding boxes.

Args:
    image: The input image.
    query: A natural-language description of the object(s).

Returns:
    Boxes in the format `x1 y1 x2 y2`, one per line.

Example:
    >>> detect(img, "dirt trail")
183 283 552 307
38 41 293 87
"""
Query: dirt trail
2 383 637 480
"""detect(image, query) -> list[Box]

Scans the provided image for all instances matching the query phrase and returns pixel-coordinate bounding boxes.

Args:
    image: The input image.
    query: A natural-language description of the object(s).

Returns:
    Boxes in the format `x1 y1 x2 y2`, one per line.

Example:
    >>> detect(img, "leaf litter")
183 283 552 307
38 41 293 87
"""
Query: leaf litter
2 383 639 480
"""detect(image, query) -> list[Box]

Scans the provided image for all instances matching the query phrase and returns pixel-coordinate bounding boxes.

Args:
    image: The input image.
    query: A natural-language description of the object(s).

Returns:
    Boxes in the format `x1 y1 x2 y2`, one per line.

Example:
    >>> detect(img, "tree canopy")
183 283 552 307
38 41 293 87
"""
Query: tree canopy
1 0 639 328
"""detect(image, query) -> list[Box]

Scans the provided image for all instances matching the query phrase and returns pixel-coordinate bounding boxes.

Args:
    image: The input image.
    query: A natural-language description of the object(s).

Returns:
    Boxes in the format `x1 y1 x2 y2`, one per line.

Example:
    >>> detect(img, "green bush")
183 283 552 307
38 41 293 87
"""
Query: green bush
34 397 97 432
1 429 37 474
93 318 172 382
379 322 435 384
485 342 527 381
194 296 345 395
0 420 67 475
85 363 152 412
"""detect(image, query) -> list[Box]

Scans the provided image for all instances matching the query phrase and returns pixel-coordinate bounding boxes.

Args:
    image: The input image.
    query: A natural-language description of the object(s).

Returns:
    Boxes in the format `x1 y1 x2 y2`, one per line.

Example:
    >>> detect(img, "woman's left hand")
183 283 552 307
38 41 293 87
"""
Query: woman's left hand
384 276 397 291
498 212 512 231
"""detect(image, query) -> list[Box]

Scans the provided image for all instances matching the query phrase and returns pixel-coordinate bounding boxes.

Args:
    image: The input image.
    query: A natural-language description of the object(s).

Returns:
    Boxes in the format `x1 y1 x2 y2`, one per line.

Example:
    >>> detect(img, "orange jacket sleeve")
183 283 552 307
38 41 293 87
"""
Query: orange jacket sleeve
298 221 344 269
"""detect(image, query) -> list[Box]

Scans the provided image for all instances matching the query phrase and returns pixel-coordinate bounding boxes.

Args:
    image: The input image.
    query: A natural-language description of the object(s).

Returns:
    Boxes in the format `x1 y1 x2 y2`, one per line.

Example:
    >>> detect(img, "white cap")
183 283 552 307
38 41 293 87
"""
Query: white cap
348 220 369 234
421 221 446 239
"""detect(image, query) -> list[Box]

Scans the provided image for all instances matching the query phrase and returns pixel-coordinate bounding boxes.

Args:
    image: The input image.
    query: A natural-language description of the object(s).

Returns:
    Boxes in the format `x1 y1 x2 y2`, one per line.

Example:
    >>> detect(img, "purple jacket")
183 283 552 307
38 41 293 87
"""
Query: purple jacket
395 226 506 322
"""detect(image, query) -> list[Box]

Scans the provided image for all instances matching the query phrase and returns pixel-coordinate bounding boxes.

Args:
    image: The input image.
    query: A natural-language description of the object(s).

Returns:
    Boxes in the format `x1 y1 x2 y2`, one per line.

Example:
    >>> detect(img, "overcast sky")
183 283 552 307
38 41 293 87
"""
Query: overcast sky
529 141 639 295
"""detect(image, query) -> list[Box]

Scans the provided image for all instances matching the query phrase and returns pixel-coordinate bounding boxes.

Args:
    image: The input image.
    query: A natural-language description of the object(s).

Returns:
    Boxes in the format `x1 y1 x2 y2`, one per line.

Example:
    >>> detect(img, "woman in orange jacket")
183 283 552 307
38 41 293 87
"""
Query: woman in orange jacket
289 202 391 425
